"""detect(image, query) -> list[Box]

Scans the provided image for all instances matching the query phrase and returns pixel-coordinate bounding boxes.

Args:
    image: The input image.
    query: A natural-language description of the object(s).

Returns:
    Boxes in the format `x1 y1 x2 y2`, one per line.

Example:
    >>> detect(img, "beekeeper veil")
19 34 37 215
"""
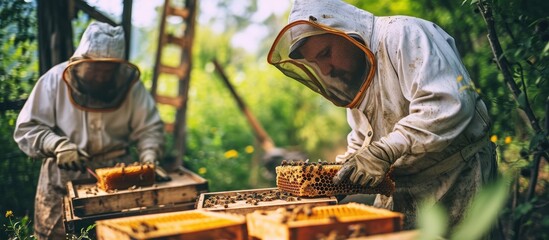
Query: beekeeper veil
268 0 376 108
63 21 140 111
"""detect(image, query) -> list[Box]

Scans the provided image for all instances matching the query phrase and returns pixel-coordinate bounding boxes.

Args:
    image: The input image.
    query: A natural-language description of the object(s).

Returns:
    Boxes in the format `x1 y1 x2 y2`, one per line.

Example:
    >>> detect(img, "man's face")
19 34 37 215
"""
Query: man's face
74 62 119 93
298 33 366 103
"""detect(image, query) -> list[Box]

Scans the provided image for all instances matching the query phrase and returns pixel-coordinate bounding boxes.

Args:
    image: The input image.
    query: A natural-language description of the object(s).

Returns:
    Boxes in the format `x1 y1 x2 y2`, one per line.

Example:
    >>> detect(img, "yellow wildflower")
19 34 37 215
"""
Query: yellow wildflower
5 210 13 218
490 135 498 143
245 145 254 154
198 167 207 175
456 75 463 82
504 136 512 144
224 149 239 159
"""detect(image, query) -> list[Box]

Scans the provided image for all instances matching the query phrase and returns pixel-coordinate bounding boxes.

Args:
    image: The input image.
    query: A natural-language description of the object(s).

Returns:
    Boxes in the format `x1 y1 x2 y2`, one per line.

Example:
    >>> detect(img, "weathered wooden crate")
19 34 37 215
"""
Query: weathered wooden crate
246 203 403 240
196 188 338 215
63 167 208 235
96 210 247 240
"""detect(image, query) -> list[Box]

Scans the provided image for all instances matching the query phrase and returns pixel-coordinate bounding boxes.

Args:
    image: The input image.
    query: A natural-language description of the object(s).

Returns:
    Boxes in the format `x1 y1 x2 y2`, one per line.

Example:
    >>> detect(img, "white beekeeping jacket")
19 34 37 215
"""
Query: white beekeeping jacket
13 62 164 236
271 0 496 229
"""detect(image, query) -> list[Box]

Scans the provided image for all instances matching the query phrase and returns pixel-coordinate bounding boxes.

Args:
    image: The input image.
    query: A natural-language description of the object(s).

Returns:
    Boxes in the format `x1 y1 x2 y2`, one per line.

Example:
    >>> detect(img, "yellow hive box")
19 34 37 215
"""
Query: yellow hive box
96 210 247 240
247 203 403 240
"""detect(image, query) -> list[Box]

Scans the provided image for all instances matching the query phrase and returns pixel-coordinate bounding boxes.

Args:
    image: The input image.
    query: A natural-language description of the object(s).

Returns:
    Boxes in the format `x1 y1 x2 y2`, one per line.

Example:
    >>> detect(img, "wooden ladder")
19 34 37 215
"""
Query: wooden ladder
151 0 198 168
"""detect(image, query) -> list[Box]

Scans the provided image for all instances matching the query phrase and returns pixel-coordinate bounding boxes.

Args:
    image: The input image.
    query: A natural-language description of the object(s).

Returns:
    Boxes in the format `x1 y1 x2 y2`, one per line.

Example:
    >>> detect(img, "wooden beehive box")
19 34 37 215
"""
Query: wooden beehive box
96 209 247 240
196 188 338 214
63 167 208 235
246 203 403 240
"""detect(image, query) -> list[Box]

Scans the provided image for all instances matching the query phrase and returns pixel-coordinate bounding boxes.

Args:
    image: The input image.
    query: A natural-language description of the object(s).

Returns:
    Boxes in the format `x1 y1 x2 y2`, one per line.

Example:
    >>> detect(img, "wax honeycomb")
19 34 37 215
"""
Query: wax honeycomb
95 162 155 191
276 160 394 197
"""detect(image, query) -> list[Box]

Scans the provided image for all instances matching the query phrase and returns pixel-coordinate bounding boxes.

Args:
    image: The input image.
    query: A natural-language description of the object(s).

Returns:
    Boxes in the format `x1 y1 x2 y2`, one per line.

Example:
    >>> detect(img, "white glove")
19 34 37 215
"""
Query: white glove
41 132 88 171
54 139 88 171
140 149 157 165
333 141 391 187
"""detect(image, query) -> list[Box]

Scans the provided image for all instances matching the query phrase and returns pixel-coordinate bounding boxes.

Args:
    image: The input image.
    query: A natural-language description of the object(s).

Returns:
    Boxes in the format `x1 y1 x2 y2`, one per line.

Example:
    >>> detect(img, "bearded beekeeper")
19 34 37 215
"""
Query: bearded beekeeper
268 0 498 231
14 21 164 239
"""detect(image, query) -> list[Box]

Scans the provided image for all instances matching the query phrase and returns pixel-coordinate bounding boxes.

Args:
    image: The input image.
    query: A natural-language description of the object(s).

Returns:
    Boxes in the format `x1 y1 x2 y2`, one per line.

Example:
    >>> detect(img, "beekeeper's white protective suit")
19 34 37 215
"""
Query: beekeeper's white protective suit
14 21 164 239
268 0 498 230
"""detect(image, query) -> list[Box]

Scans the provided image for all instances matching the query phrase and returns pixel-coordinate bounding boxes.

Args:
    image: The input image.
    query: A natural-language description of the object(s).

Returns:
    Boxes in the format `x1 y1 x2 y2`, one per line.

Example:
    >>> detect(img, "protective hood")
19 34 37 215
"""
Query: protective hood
63 21 139 112
268 0 376 108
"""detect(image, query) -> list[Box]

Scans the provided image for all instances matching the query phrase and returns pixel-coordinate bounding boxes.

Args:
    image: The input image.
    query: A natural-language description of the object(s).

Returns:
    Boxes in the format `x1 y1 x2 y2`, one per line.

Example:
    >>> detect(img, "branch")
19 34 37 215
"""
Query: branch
74 0 117 26
476 2 542 133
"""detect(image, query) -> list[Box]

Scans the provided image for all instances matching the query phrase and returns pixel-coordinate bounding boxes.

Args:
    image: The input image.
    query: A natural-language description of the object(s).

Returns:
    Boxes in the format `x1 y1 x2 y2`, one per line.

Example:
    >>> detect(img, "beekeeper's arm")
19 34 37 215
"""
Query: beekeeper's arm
335 20 477 187
14 66 87 171
128 81 165 164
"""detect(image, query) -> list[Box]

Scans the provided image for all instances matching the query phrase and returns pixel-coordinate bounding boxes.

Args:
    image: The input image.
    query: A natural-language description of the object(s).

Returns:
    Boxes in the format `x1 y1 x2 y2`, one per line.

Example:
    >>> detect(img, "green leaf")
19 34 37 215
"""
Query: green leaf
450 177 509 240
517 92 527 110
528 133 546 151
417 199 448 240
543 42 549 55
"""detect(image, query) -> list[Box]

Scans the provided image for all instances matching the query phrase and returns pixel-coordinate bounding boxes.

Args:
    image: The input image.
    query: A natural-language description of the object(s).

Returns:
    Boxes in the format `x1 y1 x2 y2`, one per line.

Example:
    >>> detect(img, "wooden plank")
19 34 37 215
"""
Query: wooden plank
164 122 174 133
159 64 185 78
154 95 184 108
348 230 419 240
197 188 338 215
64 199 196 237
167 6 189 19
67 168 208 216
166 34 188 47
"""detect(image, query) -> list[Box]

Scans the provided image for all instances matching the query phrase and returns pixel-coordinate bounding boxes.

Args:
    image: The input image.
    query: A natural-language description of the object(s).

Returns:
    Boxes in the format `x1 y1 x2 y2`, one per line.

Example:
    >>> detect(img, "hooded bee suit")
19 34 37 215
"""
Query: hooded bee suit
14 22 164 239
268 0 498 229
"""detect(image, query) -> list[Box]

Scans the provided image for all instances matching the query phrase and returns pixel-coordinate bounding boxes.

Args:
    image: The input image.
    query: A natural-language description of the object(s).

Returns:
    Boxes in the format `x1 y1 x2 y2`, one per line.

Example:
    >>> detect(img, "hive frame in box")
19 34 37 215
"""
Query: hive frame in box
95 209 248 240
246 203 404 240
63 167 208 235
196 187 338 214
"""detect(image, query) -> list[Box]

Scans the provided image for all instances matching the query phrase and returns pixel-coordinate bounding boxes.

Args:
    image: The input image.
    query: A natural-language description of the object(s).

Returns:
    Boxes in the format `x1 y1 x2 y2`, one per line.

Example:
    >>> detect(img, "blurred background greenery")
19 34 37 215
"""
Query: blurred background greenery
1 0 548 239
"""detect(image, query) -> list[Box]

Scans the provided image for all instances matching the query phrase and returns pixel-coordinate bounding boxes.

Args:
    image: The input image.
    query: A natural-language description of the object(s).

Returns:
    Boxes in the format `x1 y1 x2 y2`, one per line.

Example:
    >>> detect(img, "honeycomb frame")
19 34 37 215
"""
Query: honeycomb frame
276 160 394 197
96 210 247 240
95 162 155 191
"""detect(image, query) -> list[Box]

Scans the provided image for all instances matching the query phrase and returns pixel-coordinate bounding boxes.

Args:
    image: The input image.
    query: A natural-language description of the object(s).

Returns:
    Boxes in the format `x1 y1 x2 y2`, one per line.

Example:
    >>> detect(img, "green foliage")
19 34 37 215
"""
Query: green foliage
1 0 547 239
0 0 37 102
0 1 40 239
417 176 509 240
417 200 448 240
66 224 95 240
3 211 34 240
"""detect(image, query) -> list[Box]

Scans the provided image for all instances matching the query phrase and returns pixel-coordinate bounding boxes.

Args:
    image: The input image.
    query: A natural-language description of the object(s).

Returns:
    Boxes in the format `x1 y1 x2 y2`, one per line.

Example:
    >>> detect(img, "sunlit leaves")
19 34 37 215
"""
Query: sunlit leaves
417 200 448 240
451 177 509 239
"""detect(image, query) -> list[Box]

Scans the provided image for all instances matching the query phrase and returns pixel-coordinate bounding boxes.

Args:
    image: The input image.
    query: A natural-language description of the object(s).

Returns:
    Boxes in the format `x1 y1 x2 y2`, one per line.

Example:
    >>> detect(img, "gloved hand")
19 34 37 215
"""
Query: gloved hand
333 142 391 188
140 149 157 165
40 132 88 171
54 139 88 172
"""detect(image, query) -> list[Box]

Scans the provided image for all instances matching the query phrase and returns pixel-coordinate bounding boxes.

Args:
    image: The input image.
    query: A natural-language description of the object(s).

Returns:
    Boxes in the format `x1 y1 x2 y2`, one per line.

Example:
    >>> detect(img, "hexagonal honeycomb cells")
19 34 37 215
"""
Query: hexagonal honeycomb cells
246 203 403 240
276 160 394 197
96 210 247 239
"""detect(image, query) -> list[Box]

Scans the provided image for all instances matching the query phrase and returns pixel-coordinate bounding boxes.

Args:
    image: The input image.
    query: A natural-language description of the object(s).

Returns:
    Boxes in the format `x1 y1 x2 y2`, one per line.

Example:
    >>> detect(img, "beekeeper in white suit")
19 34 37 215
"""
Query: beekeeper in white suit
14 21 164 239
268 0 498 232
